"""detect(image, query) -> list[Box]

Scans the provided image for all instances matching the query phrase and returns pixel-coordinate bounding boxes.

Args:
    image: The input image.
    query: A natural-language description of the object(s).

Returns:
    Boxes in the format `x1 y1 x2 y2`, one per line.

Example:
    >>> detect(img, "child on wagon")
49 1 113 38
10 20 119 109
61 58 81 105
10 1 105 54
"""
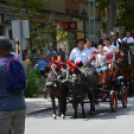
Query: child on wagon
96 44 108 84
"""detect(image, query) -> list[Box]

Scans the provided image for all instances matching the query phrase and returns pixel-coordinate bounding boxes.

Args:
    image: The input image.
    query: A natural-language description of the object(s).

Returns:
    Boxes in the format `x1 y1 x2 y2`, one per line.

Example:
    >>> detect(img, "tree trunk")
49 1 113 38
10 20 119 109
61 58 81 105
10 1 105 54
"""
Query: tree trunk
52 32 57 51
106 0 116 35
24 0 34 66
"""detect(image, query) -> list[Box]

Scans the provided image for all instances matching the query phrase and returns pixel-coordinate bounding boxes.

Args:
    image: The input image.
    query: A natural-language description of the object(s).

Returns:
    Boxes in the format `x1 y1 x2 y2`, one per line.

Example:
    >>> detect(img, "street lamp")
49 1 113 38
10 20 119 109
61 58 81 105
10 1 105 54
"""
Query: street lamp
81 9 87 39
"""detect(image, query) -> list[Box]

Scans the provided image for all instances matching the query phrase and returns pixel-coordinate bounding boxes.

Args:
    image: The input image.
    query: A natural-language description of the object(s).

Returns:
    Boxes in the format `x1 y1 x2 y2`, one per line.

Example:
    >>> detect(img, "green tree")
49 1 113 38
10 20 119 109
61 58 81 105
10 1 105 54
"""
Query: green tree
115 0 134 31
8 0 55 63
9 0 55 37
106 0 116 35
97 0 117 35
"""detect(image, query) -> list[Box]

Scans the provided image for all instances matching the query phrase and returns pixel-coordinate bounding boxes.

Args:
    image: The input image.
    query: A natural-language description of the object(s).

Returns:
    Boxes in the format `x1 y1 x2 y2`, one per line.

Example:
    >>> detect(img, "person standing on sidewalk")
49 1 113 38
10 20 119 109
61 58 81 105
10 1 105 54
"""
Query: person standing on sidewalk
11 48 19 57
39 56 51 79
46 46 57 60
58 48 65 62
122 32 134 43
0 37 26 134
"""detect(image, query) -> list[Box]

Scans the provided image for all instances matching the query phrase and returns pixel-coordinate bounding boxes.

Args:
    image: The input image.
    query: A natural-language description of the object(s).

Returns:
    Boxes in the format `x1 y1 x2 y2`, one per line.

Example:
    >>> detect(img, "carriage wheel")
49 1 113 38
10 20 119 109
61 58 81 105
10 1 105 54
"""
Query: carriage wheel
110 90 118 112
121 85 127 108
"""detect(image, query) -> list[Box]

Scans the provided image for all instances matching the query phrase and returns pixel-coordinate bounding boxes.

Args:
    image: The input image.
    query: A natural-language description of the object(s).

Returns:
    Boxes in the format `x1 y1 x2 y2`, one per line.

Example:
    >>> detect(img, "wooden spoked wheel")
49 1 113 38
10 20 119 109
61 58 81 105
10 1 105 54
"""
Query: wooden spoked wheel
110 90 118 112
121 85 127 108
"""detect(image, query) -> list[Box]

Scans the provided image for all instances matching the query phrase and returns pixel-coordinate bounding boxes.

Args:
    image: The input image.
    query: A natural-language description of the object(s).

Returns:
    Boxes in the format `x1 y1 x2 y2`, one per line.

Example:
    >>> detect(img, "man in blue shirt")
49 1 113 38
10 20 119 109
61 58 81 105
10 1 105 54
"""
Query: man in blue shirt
44 56 52 64
0 37 26 134
39 57 50 78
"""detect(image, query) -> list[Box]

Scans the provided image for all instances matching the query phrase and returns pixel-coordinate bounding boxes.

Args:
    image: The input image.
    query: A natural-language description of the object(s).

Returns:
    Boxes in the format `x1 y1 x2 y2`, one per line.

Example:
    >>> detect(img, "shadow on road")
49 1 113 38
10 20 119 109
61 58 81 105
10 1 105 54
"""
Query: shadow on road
26 98 134 121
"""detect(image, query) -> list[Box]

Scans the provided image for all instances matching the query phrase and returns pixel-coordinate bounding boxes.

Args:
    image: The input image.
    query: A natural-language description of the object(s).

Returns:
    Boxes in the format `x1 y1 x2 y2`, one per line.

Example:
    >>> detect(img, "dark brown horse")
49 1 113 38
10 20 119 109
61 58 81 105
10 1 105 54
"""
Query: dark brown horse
118 42 134 95
45 56 69 119
61 60 99 118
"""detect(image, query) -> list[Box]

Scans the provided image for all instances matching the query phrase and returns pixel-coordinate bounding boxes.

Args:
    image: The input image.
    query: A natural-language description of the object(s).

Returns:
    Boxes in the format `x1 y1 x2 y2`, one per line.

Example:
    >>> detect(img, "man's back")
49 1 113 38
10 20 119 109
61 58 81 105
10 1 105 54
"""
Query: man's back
0 37 26 134
0 54 26 112
47 51 57 60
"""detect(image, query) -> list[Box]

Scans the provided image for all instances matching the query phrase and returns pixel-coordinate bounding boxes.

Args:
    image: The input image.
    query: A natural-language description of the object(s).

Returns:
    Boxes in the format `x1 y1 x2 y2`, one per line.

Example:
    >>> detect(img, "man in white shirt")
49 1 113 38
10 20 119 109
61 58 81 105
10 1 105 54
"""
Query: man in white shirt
122 32 134 43
69 38 93 70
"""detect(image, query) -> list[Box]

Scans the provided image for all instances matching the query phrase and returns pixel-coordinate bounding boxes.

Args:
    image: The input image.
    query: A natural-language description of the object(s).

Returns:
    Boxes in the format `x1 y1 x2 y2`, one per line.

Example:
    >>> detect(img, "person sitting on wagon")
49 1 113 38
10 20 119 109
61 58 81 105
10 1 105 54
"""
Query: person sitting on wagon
69 38 93 82
103 37 119 74
96 44 107 84
84 38 98 67
85 38 98 54
69 38 93 70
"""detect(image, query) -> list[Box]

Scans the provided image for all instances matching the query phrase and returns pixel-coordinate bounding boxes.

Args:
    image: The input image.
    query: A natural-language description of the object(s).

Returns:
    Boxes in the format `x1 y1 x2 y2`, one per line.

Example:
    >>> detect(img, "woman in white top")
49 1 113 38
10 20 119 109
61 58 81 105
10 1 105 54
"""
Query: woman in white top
85 38 98 53
103 37 119 74
96 45 107 84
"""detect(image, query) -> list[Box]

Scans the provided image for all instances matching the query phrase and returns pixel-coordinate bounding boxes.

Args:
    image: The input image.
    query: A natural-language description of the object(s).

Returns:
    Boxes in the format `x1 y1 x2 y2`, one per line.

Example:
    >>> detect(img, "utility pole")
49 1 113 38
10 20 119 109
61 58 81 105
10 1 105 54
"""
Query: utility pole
19 20 23 60
81 9 87 39
89 0 96 42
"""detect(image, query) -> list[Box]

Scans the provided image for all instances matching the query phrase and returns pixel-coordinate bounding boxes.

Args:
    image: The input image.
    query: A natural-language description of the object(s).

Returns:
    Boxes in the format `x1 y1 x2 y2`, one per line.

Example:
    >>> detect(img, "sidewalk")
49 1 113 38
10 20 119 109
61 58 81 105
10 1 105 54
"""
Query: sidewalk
26 95 56 115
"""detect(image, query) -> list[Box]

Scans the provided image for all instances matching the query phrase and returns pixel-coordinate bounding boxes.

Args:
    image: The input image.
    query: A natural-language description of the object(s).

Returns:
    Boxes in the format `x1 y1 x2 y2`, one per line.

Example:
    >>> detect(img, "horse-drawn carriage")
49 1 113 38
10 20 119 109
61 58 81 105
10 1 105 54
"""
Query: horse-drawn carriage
45 52 128 119
67 53 127 112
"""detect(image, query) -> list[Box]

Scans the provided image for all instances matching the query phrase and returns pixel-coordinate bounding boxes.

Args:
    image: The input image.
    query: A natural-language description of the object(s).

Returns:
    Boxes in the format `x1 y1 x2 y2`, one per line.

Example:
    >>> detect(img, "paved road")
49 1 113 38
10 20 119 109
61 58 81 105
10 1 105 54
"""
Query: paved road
25 98 134 134
26 95 53 115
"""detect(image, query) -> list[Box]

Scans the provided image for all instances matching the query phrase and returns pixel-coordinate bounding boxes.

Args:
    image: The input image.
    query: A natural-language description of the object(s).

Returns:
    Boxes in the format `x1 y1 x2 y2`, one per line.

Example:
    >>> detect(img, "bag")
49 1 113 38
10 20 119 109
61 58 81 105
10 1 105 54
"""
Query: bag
0 57 26 94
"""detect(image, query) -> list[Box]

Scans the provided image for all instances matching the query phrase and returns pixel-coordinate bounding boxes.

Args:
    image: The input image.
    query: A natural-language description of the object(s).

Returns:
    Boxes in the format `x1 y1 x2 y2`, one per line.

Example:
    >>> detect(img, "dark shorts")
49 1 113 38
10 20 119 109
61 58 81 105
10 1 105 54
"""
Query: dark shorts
40 70 45 77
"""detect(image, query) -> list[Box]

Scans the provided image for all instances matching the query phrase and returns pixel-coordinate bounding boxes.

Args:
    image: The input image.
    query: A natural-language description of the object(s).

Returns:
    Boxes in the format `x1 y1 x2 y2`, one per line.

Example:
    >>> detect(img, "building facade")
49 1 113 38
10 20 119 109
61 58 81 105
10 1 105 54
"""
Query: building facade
43 0 101 54
0 0 101 55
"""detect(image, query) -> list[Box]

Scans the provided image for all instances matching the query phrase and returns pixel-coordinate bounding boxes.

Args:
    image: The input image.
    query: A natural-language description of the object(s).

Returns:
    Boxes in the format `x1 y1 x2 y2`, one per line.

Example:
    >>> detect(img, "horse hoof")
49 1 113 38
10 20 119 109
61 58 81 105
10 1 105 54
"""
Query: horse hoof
61 114 65 119
52 114 56 120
